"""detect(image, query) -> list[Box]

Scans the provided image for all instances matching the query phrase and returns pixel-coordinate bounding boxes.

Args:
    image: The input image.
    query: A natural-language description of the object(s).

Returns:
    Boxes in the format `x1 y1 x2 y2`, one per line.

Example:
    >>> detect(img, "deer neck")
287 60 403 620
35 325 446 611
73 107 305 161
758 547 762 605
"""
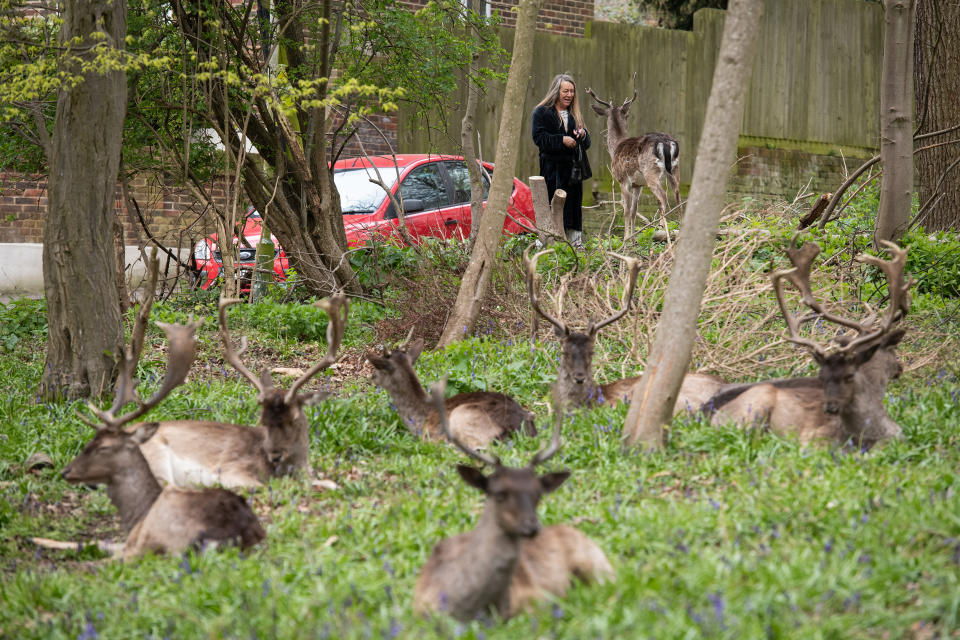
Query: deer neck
839 366 902 445
455 502 523 616
605 114 628 157
385 378 433 432
106 455 163 533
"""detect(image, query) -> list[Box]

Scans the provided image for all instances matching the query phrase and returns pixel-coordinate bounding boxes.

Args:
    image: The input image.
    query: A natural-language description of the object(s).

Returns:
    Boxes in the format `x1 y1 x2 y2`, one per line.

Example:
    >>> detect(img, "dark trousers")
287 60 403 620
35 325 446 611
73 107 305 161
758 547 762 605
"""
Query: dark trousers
544 173 583 232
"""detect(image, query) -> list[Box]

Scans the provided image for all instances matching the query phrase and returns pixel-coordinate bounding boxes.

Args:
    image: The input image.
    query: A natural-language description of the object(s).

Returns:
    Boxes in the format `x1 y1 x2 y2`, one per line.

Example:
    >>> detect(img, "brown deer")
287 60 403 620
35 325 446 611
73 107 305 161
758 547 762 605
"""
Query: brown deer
704 240 912 448
131 294 349 489
46 256 265 560
366 334 536 449
586 75 681 241
524 247 725 413
412 382 613 621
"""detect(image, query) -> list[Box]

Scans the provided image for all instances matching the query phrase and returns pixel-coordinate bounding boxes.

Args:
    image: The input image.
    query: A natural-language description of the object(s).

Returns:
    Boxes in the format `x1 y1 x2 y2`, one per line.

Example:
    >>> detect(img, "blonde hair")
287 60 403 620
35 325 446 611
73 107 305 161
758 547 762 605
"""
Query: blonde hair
537 73 585 130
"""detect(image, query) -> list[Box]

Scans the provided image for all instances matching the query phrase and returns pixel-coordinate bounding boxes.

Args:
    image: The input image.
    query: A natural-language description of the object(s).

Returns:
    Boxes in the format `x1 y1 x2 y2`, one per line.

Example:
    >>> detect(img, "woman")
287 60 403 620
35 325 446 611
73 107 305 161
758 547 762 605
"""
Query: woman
531 73 592 247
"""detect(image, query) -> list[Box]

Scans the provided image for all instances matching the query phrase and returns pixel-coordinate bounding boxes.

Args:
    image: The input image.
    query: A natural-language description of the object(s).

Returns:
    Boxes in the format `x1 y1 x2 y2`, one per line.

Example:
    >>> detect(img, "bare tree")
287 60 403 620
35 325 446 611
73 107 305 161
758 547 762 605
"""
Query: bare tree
438 0 544 347
875 0 917 243
40 0 128 399
622 0 765 450
462 0 487 244
914 0 960 231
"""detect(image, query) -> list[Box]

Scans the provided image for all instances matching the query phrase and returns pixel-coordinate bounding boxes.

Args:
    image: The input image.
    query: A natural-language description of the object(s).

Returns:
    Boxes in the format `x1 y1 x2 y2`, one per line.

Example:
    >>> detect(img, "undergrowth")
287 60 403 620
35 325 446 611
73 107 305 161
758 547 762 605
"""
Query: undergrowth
1 199 960 639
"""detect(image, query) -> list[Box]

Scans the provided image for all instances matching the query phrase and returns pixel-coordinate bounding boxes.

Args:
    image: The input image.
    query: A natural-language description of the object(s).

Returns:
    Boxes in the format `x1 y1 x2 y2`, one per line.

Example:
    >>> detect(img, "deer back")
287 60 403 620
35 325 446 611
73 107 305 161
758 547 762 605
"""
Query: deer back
133 420 270 489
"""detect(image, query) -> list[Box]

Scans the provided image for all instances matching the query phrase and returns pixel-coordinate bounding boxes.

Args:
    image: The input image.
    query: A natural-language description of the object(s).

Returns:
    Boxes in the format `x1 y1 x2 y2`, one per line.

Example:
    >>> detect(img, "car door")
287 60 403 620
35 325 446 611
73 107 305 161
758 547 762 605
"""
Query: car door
443 160 490 237
384 162 451 242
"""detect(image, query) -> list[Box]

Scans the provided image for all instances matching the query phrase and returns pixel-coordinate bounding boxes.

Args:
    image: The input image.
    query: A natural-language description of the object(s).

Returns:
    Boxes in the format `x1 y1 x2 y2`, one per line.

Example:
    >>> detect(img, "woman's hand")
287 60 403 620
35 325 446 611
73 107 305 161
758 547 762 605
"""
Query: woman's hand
573 127 586 140
562 136 576 148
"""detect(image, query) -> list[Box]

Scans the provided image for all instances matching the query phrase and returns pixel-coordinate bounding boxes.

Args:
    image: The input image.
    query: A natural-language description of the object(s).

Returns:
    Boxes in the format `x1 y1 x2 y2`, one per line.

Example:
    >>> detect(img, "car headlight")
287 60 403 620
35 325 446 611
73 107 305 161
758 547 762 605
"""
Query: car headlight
194 240 211 261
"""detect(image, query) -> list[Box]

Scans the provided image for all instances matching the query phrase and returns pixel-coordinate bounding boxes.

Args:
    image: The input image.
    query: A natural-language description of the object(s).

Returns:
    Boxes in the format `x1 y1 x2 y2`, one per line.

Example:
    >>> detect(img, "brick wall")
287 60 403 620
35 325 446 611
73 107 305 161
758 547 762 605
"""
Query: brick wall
727 146 871 202
0 172 232 249
402 0 595 37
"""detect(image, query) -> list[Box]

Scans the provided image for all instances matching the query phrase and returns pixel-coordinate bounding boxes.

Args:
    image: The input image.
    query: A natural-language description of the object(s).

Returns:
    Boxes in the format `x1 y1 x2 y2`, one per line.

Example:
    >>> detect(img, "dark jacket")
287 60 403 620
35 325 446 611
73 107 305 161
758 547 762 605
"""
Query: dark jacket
531 105 592 191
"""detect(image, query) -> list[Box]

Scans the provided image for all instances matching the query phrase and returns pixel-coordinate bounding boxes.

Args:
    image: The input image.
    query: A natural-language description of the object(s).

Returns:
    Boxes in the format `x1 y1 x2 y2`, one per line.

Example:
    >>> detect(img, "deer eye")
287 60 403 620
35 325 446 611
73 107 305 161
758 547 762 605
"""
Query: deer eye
493 491 508 502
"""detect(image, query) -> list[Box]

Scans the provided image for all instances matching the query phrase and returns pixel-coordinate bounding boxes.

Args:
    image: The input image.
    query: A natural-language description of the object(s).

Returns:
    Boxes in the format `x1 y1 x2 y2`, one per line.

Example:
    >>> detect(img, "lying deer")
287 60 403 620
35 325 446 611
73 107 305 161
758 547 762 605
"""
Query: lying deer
366 334 536 449
40 255 265 560
524 247 725 413
131 294 349 489
413 382 613 621
704 239 911 447
586 74 681 241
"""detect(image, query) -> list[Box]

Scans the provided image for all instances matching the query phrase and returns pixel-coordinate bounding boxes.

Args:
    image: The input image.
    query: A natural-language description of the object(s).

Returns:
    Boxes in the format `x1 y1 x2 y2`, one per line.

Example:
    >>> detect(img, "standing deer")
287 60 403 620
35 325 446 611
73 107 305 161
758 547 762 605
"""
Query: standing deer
366 335 535 449
47 255 265 560
704 240 912 447
524 247 725 413
586 74 681 241
131 294 349 489
413 381 613 621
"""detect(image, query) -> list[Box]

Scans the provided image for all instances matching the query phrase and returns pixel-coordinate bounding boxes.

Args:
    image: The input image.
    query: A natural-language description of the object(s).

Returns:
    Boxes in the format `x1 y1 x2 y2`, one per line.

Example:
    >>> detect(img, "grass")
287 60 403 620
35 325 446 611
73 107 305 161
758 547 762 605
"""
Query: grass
2 204 960 638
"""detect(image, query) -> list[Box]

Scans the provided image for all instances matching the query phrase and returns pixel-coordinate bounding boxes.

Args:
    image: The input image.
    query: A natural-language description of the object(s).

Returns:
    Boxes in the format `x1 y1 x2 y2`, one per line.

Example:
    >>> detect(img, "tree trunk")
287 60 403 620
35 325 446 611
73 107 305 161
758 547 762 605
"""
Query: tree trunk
914 0 960 231
40 0 128 400
622 0 764 450
875 0 917 244
437 0 543 347
463 0 485 245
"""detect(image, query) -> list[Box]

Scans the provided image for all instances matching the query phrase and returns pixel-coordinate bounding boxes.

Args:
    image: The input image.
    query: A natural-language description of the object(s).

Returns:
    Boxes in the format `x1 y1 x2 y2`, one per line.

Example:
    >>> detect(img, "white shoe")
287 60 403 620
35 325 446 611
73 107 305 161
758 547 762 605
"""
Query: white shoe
565 229 584 248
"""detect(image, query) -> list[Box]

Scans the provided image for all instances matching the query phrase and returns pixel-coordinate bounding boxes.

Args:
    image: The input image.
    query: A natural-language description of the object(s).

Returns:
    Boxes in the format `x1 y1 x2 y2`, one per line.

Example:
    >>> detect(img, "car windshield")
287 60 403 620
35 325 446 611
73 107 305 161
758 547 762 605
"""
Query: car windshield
334 167 399 215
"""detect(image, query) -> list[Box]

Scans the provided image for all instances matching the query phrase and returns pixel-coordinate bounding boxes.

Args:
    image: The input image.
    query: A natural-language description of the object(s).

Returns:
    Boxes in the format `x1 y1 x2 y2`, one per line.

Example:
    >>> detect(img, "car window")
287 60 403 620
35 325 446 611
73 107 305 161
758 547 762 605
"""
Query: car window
445 161 491 204
386 163 450 219
334 168 398 215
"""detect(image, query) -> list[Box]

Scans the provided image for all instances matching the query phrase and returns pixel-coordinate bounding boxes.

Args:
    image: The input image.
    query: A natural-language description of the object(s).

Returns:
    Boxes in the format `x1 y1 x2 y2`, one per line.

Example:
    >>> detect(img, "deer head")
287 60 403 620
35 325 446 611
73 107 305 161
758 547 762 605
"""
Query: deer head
773 238 912 415
366 329 426 399
585 73 638 149
430 379 568 539
523 246 640 399
218 293 349 475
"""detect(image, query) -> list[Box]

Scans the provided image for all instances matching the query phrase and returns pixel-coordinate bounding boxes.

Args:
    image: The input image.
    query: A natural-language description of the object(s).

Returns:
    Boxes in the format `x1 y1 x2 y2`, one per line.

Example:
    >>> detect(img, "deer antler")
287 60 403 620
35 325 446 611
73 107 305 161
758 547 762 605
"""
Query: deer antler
621 71 638 110
773 237 912 356
218 297 270 396
523 246 569 335
841 240 913 352
584 86 611 108
285 292 350 403
588 252 641 334
83 251 202 430
429 379 499 466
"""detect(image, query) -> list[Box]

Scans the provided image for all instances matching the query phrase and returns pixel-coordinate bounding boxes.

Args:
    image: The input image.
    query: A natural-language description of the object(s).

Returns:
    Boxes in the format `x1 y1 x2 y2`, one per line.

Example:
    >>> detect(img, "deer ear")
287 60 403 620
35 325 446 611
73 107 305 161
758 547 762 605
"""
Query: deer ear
539 470 571 494
128 422 160 445
553 325 569 338
590 104 606 117
456 464 489 493
406 339 425 364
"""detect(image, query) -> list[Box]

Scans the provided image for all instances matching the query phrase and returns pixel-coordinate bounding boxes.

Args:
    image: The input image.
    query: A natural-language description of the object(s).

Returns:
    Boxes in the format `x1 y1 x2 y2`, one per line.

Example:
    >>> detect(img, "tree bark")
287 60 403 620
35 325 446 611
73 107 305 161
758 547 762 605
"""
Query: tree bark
875 0 917 244
463 0 486 245
914 0 960 231
622 0 764 450
40 0 128 400
437 0 543 347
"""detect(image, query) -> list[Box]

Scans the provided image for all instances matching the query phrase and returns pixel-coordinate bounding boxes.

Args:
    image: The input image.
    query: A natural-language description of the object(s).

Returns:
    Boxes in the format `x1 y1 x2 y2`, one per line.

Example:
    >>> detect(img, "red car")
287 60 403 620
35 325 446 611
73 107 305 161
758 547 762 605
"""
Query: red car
192 208 290 291
336 154 535 246
193 155 535 289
